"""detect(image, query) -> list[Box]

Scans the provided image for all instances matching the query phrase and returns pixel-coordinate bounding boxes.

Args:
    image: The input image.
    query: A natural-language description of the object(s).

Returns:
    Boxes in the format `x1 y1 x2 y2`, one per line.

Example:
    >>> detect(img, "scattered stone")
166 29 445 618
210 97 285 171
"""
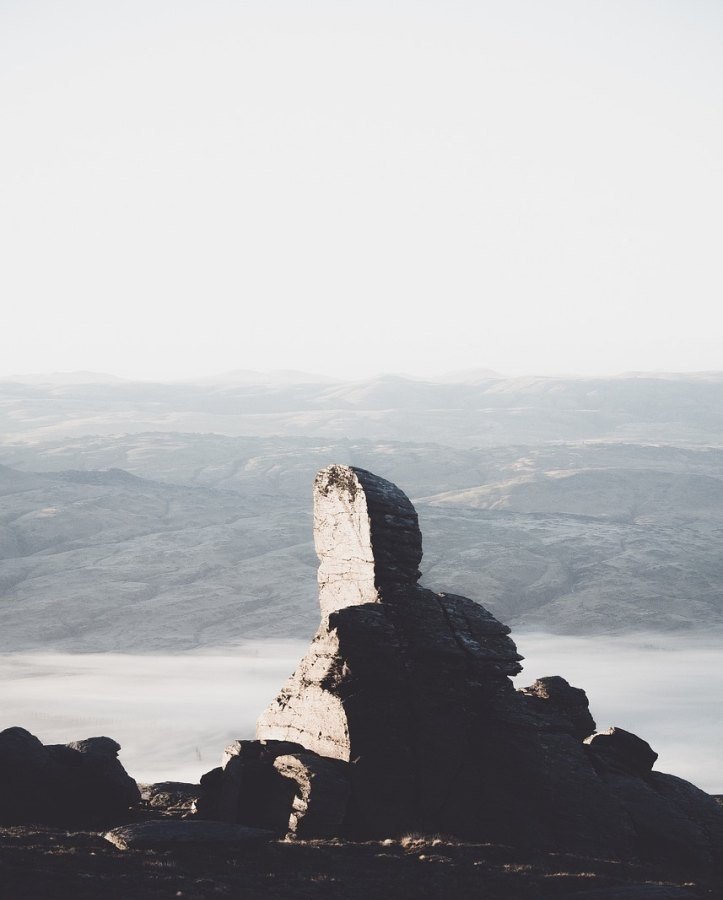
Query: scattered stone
585 727 658 775
104 819 273 850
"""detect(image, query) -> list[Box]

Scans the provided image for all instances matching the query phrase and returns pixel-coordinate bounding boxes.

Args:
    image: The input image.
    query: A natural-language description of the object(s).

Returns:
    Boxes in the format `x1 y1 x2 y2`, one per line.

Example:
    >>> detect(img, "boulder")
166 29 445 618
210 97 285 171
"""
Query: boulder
585 727 658 776
197 739 306 831
0 726 139 826
196 738 351 838
519 675 596 740
140 781 201 813
272 752 351 838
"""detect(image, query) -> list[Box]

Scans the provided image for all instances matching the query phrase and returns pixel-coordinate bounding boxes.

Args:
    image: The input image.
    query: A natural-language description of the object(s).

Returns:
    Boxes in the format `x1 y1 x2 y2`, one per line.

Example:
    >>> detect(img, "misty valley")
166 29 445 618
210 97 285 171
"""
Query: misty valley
1 633 720 792
1 373 722 791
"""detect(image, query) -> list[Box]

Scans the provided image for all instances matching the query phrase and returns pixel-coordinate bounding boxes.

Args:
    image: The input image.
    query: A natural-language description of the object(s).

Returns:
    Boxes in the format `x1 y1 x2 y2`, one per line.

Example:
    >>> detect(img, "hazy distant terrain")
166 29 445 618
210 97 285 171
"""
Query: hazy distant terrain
3 370 723 445
1 372 723 650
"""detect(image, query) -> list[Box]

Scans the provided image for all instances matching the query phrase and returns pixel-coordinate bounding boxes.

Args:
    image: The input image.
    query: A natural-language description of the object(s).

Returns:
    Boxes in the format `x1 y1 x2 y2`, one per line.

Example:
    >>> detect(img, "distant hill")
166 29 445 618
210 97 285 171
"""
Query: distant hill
1 433 722 650
3 372 723 649
2 371 723 445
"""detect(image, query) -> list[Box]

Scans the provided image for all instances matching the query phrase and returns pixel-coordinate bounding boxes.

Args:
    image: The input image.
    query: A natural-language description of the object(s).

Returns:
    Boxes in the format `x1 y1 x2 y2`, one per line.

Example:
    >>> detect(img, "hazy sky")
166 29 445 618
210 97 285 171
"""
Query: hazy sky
2 1 722 381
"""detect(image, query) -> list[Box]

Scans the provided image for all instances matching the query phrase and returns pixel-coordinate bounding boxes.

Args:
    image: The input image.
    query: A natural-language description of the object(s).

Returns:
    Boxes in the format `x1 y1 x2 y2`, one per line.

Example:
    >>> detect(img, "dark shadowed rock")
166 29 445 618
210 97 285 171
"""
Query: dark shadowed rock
67 736 122 756
0 726 139 826
104 819 273 850
586 727 658 776
273 753 351 838
140 781 201 813
200 465 723 871
196 739 306 831
196 738 352 838
519 675 596 740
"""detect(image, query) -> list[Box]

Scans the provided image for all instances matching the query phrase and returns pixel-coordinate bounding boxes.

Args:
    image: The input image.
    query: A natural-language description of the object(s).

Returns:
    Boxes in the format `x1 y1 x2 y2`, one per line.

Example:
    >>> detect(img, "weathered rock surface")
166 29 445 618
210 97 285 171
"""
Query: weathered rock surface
585 727 658 776
140 781 201 813
197 739 305 830
104 819 273 850
0 726 139 825
273 752 351 838
313 464 423 617
201 465 723 869
520 675 596 741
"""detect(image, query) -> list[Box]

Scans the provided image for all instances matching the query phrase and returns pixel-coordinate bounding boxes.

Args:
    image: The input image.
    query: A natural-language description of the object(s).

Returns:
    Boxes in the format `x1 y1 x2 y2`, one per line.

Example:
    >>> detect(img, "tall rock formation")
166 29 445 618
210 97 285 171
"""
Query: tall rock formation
201 465 723 871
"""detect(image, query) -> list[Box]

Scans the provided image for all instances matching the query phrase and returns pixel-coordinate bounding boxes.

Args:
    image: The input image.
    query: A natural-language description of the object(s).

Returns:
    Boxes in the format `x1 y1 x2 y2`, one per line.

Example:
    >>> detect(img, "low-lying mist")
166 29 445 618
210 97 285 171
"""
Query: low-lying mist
0 641 308 785
514 631 722 793
1 633 720 792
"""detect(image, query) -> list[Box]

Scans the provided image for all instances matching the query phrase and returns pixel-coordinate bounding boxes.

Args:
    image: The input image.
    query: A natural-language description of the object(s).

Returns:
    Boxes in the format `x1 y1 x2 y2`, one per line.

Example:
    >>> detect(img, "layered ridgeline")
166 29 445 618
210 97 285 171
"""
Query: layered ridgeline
2 371 723 646
3 371 723 445
2 442 723 648
196 466 723 868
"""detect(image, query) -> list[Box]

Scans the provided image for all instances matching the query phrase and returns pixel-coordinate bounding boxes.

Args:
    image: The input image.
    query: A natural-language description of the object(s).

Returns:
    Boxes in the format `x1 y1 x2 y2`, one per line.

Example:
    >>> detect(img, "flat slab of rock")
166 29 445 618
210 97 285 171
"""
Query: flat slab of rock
104 819 273 850
567 887 697 899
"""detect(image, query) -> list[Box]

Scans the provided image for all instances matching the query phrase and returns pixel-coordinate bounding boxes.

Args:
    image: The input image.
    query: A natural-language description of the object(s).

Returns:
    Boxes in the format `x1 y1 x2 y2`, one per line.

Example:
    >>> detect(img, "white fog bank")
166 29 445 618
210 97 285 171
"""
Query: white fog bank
1 634 720 792
0 642 308 784
514 632 723 793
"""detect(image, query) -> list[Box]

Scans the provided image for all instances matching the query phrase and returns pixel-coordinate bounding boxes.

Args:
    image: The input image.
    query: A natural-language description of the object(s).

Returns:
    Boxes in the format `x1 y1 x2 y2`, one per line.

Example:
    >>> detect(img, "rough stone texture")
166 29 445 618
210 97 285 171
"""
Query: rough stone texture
313 464 423 617
197 739 307 832
0 726 140 826
272 752 351 838
204 466 723 870
140 781 200 813
104 819 273 850
520 675 596 740
196 739 351 838
585 727 658 776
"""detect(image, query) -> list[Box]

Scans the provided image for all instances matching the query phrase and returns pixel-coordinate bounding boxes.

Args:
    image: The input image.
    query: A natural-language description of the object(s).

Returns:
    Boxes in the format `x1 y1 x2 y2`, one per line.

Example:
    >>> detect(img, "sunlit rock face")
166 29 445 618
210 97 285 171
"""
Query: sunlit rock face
211 466 723 868
313 465 423 616
257 466 532 836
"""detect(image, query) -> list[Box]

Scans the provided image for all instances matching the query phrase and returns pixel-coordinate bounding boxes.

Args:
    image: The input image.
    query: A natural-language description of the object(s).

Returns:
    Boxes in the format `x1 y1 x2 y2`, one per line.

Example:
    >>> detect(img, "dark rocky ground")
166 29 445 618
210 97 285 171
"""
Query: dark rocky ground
2 792 722 900
2 788 722 900
2 823 722 900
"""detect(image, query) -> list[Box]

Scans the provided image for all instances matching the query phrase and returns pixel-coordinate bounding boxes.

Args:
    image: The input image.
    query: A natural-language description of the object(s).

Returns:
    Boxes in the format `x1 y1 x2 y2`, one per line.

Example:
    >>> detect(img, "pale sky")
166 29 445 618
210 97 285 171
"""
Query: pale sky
2 0 722 381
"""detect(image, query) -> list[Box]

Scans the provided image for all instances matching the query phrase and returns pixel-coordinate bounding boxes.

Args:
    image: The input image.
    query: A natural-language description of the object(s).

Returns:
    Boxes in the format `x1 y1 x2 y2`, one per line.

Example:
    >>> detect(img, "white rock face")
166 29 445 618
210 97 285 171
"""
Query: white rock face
314 466 378 617
255 628 351 761
313 464 423 618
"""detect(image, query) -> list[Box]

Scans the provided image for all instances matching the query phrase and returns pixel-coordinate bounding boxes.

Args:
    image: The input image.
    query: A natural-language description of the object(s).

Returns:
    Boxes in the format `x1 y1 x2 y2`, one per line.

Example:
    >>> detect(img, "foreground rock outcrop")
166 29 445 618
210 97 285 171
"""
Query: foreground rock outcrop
0 727 139 825
199 465 723 870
